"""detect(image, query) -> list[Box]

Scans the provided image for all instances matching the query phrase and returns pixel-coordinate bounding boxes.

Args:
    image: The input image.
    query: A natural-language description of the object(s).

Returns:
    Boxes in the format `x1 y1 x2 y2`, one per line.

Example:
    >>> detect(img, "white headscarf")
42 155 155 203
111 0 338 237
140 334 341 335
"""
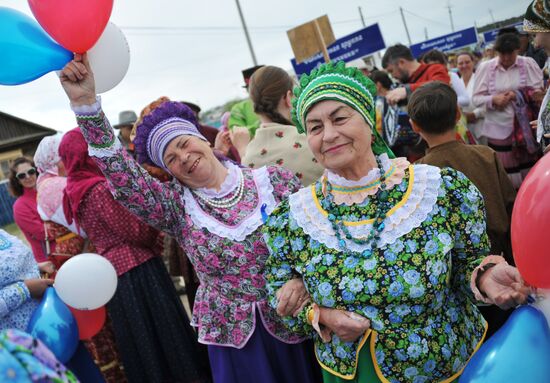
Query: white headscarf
33 134 66 220
34 134 64 180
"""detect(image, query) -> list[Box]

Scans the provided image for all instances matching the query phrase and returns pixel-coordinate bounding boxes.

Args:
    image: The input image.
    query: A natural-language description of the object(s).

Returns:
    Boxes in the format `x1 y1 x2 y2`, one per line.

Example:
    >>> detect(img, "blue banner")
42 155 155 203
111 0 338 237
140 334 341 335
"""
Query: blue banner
410 27 478 58
482 21 523 44
291 23 385 76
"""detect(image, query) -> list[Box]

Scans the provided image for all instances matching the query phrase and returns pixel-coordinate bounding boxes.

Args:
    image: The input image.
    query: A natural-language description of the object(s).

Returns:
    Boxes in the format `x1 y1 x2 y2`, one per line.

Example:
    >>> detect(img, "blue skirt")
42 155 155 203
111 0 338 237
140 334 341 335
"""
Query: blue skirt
207 312 320 383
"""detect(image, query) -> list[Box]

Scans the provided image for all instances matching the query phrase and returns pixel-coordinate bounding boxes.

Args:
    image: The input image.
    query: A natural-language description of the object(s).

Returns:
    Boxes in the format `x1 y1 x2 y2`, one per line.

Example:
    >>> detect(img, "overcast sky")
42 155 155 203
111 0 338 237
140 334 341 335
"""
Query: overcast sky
0 0 526 131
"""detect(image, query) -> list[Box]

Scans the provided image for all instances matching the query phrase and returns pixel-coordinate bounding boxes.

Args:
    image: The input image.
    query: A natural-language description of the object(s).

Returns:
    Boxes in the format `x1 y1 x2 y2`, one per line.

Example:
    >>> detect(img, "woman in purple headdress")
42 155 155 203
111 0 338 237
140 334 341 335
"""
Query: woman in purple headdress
57 54 319 383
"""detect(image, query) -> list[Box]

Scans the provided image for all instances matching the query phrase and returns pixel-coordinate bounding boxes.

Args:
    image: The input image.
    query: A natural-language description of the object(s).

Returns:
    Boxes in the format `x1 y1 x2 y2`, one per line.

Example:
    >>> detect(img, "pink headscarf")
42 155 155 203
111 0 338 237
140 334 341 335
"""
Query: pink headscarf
58 128 105 227
34 135 66 220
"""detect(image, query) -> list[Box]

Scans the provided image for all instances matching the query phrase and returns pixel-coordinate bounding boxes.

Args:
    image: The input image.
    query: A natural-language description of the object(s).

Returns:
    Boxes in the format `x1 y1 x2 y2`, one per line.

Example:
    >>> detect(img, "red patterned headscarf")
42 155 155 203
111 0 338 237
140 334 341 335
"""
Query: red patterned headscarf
59 128 105 228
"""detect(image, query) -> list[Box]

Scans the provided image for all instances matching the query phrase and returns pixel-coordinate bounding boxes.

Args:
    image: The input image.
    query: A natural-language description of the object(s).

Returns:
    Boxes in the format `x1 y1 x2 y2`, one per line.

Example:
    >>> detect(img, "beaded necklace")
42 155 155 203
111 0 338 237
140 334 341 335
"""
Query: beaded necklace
192 167 245 209
320 156 391 258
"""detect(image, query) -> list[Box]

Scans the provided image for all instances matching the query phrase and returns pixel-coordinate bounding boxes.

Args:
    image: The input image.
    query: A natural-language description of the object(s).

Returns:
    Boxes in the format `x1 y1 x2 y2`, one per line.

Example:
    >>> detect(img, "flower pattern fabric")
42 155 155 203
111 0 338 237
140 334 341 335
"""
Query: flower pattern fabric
0 329 77 383
263 165 489 382
75 109 304 348
0 230 39 332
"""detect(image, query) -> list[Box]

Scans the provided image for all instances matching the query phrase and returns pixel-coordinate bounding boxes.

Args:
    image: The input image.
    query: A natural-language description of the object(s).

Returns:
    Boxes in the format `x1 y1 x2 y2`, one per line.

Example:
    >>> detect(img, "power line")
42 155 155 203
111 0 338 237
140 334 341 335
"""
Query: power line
120 18 363 33
119 11 396 34
403 9 450 29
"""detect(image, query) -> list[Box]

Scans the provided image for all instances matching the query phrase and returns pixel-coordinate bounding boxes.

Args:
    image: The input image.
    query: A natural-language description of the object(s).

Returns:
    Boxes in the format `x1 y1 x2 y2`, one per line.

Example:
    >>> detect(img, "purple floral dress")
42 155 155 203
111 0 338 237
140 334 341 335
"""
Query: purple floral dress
75 106 304 348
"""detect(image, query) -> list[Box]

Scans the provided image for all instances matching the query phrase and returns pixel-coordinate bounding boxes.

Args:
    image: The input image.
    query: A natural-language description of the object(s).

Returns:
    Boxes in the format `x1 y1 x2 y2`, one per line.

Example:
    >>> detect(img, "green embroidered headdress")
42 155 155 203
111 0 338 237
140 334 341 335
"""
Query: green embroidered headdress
524 0 550 32
291 61 394 158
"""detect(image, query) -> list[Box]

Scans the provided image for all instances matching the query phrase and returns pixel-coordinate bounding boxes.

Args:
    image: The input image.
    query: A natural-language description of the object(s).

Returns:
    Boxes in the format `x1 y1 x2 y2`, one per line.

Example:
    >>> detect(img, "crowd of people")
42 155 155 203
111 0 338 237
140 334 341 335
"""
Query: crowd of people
1 1 550 382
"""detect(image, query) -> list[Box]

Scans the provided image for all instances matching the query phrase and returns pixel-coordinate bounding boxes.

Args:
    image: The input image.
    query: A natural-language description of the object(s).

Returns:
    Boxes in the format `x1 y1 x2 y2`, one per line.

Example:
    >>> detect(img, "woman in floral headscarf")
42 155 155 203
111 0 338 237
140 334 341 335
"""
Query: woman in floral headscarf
263 61 531 383
34 135 86 271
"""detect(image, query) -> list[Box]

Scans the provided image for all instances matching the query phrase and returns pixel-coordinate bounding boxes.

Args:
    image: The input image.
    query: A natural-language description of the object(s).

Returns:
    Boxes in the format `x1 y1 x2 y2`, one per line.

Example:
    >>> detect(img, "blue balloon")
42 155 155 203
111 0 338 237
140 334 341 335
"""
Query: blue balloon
0 7 73 85
26 287 79 364
459 305 550 383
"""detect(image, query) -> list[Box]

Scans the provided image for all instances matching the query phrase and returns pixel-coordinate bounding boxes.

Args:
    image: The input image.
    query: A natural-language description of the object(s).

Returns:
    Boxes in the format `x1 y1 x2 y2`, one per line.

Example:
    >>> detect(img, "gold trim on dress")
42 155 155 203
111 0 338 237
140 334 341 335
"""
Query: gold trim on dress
311 165 415 227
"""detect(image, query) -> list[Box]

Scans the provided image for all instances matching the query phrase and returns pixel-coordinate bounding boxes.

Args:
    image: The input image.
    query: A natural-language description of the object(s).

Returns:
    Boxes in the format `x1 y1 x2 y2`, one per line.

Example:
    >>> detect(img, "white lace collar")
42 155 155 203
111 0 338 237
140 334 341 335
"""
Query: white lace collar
326 153 392 187
182 166 276 241
195 161 241 198
288 164 442 252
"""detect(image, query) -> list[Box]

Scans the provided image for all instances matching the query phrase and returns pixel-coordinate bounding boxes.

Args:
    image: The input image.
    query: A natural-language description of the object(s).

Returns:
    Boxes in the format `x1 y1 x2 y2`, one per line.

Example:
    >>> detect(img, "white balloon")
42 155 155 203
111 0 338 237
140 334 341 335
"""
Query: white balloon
54 253 117 310
87 22 130 94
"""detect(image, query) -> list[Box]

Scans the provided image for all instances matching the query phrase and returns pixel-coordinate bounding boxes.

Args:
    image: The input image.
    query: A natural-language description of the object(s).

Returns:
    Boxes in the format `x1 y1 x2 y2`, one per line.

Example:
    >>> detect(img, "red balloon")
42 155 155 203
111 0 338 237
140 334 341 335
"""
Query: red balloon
511 153 550 288
28 0 113 53
69 306 106 340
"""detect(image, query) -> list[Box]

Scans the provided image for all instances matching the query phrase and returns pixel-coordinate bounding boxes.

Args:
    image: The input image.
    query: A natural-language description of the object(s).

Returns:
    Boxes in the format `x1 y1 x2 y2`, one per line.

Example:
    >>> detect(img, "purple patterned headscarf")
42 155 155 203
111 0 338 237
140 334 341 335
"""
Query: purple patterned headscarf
133 101 206 170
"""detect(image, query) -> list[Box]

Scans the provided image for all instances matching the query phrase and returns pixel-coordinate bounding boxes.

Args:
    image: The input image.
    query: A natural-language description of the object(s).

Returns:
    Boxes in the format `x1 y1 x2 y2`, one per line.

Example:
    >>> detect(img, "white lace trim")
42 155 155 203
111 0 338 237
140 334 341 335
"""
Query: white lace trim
195 161 240 198
182 166 277 241
88 136 122 158
71 96 102 114
289 164 442 252
326 153 392 186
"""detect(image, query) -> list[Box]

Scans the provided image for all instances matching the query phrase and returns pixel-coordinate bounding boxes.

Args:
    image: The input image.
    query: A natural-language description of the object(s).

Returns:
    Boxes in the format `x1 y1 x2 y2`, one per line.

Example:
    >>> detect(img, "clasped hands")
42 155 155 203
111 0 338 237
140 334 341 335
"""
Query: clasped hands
277 279 370 343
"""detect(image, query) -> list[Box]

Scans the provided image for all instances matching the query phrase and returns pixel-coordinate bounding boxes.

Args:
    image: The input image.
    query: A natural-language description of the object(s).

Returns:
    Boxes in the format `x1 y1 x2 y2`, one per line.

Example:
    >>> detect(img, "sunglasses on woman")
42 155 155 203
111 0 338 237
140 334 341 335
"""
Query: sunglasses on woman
16 168 37 180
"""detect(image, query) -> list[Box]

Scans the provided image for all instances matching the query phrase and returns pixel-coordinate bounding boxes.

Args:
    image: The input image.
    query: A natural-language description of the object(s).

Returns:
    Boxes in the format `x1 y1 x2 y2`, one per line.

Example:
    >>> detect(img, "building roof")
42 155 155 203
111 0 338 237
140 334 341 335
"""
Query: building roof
0 111 57 151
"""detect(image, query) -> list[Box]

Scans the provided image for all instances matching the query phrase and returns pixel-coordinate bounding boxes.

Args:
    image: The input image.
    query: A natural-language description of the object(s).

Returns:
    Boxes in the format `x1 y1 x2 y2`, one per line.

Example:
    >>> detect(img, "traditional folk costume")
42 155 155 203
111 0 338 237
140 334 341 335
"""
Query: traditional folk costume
0 229 40 332
524 0 550 152
264 62 498 383
59 129 210 383
34 135 86 270
472 53 543 188
34 135 127 383
73 100 317 383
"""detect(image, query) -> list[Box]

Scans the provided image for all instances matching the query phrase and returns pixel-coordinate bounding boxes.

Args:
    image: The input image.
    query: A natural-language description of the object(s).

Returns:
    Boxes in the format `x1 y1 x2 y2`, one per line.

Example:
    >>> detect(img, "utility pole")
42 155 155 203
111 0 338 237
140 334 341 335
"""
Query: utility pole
488 9 496 24
358 6 366 27
234 0 258 66
399 7 412 45
447 2 455 32
424 27 428 40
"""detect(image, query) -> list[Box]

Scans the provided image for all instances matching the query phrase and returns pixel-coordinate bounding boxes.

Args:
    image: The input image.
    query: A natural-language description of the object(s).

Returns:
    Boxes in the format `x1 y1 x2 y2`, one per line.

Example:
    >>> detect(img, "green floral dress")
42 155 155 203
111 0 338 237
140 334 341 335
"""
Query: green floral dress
263 159 489 383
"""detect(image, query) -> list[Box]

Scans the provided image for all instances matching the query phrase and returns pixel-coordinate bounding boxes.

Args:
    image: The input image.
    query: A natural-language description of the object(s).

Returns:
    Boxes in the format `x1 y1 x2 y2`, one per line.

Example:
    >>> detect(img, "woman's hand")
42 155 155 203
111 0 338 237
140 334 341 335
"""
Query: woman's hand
492 93 511 110
59 53 97 106
276 278 309 317
37 261 56 275
479 263 532 310
24 278 54 299
229 126 251 158
319 308 371 343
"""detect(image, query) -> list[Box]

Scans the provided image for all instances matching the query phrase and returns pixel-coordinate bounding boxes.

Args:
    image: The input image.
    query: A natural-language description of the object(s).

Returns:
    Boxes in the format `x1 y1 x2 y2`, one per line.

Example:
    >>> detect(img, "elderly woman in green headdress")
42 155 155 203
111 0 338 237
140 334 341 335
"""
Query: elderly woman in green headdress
263 61 530 383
